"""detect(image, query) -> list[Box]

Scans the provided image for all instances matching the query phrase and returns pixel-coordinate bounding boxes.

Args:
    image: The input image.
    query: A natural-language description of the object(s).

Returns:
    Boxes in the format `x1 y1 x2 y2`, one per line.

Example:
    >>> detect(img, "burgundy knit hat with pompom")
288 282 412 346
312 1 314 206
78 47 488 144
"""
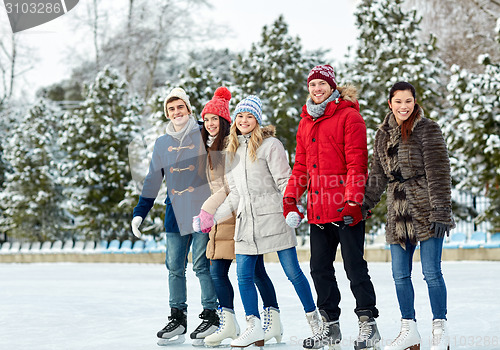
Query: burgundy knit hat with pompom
307 64 337 90
201 87 232 123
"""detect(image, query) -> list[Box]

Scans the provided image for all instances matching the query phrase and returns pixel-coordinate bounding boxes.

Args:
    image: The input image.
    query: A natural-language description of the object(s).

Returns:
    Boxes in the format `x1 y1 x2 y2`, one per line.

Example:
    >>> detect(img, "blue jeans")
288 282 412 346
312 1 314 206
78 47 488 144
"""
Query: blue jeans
236 254 279 317
165 231 217 311
276 247 316 313
210 259 235 310
390 237 447 320
211 258 279 311
236 247 316 317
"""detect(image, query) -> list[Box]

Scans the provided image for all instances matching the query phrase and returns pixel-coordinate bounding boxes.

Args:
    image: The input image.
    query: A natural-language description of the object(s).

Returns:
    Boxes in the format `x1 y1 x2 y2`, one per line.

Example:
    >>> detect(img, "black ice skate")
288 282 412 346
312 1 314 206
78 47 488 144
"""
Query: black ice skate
303 310 342 350
157 308 187 346
190 309 219 347
354 314 381 350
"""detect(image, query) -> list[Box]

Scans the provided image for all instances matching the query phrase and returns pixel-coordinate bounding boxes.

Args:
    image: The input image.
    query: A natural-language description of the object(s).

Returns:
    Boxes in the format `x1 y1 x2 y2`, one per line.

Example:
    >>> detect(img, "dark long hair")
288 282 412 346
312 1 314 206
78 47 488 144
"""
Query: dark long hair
201 117 231 170
389 81 422 143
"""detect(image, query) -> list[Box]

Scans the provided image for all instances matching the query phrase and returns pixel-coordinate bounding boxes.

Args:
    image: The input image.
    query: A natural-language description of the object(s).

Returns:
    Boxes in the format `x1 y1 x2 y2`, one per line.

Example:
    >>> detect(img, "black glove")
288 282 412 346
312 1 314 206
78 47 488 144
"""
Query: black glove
361 203 372 220
430 222 450 238
337 204 363 226
339 211 353 226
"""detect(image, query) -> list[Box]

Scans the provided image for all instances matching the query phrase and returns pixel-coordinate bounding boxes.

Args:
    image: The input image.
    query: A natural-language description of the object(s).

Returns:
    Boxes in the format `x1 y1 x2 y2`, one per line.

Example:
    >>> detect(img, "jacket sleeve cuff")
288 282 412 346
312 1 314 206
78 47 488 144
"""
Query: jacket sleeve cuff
429 207 455 227
133 196 156 220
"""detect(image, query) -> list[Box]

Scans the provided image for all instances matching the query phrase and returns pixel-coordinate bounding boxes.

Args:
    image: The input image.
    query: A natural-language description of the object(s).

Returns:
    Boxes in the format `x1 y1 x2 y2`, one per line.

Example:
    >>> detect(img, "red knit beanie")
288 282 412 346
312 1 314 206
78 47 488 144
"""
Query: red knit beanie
307 65 337 90
201 87 232 123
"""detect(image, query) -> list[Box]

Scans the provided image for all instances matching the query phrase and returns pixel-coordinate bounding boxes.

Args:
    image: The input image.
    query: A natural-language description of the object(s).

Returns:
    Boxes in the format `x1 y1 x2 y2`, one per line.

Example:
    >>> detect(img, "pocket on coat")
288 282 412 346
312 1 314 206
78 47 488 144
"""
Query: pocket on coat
254 205 288 237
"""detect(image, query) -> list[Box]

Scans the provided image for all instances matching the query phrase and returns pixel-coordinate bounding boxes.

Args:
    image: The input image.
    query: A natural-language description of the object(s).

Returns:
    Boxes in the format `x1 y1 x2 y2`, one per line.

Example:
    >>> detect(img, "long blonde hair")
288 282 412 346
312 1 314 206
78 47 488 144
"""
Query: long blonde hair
226 122 264 162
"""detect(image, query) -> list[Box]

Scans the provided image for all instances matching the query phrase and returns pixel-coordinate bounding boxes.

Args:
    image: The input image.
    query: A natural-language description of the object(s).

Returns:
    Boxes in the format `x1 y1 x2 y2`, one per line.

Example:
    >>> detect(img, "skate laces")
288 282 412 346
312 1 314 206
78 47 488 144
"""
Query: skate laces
261 307 271 331
214 307 225 333
358 317 375 340
193 310 218 333
391 320 411 345
163 316 181 332
432 319 445 345
310 319 335 342
307 311 322 335
239 316 256 339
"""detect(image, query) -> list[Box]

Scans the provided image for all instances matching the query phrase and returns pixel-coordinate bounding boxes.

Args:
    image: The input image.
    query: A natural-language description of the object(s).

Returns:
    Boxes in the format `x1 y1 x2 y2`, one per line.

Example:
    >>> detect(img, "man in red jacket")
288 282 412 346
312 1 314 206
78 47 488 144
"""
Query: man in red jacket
283 65 380 350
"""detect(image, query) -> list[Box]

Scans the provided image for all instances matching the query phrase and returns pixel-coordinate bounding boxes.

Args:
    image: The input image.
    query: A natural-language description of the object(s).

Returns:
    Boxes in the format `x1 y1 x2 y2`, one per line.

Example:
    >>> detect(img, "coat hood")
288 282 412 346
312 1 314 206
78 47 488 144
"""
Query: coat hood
337 84 358 103
261 125 276 139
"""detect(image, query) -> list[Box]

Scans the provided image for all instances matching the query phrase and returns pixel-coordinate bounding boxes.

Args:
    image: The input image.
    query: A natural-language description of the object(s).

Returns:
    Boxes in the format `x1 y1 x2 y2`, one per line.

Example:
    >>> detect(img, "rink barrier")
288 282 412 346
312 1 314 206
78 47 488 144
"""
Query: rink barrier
1 235 500 263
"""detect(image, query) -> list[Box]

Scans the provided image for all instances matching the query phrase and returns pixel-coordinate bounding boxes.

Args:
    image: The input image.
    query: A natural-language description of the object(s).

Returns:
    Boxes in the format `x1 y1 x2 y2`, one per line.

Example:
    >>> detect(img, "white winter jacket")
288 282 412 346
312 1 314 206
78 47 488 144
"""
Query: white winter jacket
215 126 297 255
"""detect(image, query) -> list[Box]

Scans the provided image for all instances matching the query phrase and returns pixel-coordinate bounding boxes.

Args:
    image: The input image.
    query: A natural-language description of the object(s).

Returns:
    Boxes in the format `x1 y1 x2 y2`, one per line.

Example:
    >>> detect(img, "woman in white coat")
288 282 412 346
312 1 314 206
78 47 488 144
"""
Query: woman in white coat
204 95 320 348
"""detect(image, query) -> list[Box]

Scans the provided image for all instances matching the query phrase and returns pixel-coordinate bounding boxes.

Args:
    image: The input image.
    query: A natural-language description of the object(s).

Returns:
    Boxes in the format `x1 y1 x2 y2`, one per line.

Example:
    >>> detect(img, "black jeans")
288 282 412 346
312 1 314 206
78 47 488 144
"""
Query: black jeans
309 221 378 321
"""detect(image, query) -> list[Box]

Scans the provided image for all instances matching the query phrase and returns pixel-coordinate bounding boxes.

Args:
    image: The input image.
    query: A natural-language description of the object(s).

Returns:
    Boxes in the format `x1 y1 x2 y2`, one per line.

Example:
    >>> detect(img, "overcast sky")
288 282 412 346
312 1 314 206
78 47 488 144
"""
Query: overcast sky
4 0 360 99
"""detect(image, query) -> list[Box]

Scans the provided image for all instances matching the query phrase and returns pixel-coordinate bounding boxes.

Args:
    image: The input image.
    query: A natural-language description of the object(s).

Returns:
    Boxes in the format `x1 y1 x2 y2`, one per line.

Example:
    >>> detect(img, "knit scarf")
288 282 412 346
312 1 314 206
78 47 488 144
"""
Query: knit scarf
165 116 198 143
306 89 340 119
206 134 216 148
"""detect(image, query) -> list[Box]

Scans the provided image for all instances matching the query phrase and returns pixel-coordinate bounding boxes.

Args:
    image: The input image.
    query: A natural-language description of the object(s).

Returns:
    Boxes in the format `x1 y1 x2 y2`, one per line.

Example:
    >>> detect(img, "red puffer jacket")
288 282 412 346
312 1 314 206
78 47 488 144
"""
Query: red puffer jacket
284 85 368 224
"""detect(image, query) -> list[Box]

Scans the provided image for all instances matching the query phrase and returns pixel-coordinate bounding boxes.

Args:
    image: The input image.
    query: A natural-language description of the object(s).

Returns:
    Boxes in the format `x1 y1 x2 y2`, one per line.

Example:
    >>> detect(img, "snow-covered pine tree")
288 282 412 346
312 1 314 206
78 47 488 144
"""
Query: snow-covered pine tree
59 67 143 240
349 0 445 141
231 15 324 164
173 64 222 117
446 29 500 231
0 100 70 241
163 49 237 119
122 87 171 238
0 108 16 237
346 0 446 235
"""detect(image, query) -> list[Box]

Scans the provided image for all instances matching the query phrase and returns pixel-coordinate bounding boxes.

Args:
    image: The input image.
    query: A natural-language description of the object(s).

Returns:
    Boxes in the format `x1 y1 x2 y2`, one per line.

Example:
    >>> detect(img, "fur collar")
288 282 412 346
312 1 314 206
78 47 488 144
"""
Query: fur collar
261 125 276 139
337 84 358 103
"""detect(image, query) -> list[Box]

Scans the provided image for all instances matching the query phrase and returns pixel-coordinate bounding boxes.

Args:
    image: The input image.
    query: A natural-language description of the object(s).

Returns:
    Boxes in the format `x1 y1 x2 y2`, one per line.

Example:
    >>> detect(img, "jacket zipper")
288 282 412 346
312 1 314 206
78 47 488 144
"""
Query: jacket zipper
243 138 257 251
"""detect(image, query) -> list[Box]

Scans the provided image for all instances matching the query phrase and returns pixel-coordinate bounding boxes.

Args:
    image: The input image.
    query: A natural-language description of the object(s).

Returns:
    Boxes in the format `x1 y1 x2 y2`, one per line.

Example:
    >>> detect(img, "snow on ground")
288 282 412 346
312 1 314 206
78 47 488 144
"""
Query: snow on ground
1 261 499 350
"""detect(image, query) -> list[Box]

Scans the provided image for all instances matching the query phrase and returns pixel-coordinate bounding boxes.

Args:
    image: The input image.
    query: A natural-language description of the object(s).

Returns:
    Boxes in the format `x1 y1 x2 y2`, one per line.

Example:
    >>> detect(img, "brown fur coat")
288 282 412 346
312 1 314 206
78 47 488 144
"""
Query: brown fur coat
364 110 455 247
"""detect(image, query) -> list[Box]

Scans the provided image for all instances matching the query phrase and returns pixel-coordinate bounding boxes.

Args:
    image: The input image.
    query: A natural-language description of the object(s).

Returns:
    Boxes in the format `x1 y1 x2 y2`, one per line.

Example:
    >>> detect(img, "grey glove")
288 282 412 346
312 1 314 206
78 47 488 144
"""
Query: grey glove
430 222 450 238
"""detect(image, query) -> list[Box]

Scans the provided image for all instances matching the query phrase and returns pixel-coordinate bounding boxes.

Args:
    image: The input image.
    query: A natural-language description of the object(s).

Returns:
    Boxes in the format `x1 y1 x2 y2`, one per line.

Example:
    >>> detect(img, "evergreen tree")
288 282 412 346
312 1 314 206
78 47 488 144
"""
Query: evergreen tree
0 108 15 237
173 64 223 117
163 49 238 118
347 0 446 234
123 88 171 238
231 15 324 163
446 54 500 231
60 67 143 240
349 0 445 141
0 100 70 241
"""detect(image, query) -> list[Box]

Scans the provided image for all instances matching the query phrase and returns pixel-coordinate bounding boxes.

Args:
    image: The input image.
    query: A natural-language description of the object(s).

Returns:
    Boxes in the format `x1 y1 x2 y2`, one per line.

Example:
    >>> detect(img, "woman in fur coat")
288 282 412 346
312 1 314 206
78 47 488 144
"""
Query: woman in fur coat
363 81 455 350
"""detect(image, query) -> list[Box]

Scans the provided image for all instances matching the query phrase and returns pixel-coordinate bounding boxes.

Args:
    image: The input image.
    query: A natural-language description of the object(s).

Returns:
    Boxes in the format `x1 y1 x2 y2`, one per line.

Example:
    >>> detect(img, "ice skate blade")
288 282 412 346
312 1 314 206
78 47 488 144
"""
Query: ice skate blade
191 338 205 347
263 341 287 347
205 343 231 348
355 346 381 350
355 342 381 350
157 334 185 346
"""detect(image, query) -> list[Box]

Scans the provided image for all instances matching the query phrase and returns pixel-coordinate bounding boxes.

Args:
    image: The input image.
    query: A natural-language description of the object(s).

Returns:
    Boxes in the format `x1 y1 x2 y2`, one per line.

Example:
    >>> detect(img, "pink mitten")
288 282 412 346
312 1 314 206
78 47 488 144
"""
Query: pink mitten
199 209 215 233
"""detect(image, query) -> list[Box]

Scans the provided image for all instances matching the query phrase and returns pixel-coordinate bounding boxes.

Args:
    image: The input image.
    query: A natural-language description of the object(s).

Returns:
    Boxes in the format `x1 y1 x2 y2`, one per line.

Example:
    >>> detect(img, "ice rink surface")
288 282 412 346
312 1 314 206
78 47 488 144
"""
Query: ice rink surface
1 260 499 350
